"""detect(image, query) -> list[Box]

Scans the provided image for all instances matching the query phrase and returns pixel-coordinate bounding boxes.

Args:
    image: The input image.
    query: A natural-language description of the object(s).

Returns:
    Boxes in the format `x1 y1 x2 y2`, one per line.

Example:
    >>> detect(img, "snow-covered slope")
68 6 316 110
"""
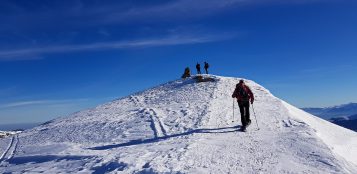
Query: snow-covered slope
1 75 356 173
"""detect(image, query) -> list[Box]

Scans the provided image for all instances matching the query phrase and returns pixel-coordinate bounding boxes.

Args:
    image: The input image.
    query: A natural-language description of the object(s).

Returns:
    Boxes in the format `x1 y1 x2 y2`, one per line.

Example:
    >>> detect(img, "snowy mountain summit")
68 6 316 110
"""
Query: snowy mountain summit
1 75 357 173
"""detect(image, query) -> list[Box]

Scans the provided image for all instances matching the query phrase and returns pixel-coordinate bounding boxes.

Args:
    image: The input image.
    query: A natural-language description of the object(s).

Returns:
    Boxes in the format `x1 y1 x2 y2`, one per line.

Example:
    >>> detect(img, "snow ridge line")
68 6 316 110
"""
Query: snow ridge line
0 135 15 161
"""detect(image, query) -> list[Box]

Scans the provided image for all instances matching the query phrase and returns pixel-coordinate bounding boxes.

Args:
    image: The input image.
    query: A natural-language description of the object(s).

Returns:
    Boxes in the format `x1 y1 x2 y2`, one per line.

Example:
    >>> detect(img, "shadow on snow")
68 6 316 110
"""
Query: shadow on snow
6 155 129 173
92 161 128 173
89 125 241 150
7 155 92 165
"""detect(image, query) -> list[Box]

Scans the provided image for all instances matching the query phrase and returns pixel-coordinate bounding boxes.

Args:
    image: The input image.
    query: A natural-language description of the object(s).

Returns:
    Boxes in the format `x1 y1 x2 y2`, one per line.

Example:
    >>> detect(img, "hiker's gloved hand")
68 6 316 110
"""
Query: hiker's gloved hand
251 99 254 104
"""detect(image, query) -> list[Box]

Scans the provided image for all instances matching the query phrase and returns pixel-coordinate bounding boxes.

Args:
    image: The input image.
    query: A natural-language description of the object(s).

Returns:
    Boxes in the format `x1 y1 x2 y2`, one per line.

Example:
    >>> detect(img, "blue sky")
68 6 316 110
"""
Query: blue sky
1 0 357 124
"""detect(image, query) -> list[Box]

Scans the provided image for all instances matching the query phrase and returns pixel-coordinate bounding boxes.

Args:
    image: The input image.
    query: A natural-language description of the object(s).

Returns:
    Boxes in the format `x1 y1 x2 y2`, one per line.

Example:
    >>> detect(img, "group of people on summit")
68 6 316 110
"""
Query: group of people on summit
181 62 210 79
195 62 209 74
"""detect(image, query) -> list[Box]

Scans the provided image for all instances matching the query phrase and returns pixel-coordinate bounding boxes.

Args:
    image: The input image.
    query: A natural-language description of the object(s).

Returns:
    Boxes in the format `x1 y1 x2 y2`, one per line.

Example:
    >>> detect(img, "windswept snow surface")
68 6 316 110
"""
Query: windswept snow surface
1 75 356 173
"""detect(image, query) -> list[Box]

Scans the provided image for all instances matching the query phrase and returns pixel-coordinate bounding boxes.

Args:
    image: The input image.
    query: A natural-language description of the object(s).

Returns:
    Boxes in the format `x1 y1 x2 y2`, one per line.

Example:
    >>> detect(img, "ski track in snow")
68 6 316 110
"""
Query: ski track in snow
1 75 357 173
7 134 18 160
0 136 15 161
0 134 18 164
146 108 167 138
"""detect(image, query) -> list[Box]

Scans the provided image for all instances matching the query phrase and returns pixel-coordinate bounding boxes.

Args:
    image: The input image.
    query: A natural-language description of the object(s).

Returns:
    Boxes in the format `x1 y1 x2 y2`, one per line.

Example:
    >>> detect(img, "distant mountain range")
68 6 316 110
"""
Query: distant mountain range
0 122 39 131
349 114 357 120
302 103 357 132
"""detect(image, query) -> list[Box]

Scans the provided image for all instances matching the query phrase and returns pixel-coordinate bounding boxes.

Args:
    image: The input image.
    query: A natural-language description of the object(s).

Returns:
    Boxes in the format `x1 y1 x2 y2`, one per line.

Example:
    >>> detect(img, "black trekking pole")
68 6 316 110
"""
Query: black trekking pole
232 99 235 122
252 104 260 130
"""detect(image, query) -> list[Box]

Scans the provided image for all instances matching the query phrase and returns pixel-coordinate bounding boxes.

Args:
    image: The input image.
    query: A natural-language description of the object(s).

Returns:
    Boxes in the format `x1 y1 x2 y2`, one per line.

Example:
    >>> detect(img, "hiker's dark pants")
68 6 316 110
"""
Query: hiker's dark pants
205 68 208 74
197 69 201 74
238 100 251 127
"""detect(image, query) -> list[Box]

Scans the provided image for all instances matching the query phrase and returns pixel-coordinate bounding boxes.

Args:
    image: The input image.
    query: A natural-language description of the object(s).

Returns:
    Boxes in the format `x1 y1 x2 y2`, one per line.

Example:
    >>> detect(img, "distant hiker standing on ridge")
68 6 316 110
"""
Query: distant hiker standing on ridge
196 63 201 74
232 80 254 131
204 62 209 74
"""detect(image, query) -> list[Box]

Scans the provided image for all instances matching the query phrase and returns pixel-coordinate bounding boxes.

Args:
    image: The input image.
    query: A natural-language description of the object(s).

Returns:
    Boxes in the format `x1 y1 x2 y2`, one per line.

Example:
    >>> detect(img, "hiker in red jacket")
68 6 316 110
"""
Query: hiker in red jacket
232 79 254 131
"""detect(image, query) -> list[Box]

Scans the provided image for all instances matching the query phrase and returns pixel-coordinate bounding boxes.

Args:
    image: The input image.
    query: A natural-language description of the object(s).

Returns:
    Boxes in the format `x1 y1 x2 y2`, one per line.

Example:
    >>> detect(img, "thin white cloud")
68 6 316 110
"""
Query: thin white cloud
0 33 236 61
0 99 89 109
98 29 111 37
102 0 248 23
1 1 248 30
0 0 330 34
94 0 325 24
